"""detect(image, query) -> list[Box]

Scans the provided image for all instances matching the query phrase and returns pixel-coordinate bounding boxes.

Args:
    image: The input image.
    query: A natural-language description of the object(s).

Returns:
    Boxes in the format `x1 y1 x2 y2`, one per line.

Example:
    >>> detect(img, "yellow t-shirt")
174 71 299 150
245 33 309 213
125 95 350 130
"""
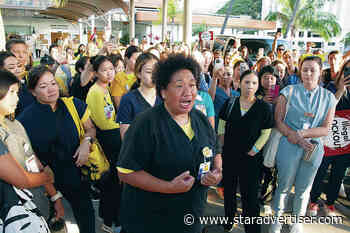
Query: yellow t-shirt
86 83 119 130
110 72 136 97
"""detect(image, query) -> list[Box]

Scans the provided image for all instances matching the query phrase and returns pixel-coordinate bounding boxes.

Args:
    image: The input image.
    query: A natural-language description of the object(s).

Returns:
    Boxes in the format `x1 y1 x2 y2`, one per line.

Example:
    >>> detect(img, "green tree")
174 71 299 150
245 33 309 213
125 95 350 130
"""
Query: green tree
216 0 262 19
342 32 350 48
155 0 182 25
265 0 341 41
192 23 207 36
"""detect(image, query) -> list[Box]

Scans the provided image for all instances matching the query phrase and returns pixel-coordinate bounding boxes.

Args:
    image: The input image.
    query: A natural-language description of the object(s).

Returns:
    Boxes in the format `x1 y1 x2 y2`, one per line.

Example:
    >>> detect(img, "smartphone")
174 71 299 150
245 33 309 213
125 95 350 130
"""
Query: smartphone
269 85 280 99
239 62 250 75
344 67 350 80
303 140 319 161
215 58 223 65
277 28 282 33
25 155 40 173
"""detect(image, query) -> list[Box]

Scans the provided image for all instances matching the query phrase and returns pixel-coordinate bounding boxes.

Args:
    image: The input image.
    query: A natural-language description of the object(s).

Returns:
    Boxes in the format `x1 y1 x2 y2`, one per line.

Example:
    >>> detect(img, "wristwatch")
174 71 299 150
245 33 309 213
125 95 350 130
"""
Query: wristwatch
84 136 93 144
50 191 63 202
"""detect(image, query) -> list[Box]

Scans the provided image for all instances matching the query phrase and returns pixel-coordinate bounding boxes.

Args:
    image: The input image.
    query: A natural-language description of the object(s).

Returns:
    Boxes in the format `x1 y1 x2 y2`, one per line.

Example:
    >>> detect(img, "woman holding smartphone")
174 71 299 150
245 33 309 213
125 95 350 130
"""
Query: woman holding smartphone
257 65 280 104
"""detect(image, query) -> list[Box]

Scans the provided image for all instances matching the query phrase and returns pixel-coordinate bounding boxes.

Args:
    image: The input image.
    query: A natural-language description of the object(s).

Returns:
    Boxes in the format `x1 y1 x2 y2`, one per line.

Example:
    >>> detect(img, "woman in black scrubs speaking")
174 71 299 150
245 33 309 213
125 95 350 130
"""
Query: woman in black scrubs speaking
117 54 222 233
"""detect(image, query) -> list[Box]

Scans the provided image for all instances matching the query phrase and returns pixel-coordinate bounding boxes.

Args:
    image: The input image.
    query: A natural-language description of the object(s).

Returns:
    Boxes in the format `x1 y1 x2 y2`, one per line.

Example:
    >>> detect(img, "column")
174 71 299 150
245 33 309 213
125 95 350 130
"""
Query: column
0 10 5 51
79 19 84 44
105 13 112 42
91 14 95 35
129 0 135 42
183 0 192 45
162 0 168 42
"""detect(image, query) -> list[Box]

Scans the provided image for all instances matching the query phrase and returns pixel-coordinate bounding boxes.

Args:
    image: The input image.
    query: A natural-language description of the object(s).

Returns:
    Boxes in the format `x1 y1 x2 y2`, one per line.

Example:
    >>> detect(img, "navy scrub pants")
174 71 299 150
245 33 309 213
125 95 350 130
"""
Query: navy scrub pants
96 127 122 227
60 181 96 233
223 153 262 233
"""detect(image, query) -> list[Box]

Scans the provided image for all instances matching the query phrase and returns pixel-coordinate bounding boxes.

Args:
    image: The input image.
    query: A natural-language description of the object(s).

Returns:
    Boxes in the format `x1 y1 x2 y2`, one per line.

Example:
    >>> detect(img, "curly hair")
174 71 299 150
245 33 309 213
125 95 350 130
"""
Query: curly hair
152 54 201 98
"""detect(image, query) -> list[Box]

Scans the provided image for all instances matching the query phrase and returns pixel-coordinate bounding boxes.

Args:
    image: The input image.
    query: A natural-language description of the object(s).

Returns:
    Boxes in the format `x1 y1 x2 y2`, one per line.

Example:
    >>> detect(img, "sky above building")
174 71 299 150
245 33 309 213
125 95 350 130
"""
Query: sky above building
191 0 228 13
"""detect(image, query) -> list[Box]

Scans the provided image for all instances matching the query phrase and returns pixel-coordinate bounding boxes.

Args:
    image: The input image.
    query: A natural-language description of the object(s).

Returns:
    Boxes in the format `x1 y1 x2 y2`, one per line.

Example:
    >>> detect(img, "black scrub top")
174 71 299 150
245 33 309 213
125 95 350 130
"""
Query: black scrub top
17 98 87 190
117 103 218 233
220 98 274 162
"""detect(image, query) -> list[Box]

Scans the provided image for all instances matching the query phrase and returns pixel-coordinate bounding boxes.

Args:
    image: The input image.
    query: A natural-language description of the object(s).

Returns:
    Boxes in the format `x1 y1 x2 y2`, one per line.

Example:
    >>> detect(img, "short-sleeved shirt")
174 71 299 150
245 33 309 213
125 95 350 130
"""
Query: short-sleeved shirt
281 84 336 133
110 72 136 97
0 139 8 156
276 84 337 165
86 83 119 130
117 104 217 233
69 73 96 101
220 98 274 161
17 98 89 189
194 91 215 117
116 89 162 124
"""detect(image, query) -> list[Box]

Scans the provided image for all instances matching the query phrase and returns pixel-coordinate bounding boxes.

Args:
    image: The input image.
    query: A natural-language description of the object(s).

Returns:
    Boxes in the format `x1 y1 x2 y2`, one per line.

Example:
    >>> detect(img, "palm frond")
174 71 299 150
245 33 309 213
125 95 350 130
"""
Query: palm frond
54 0 67 8
301 12 341 41
265 11 289 24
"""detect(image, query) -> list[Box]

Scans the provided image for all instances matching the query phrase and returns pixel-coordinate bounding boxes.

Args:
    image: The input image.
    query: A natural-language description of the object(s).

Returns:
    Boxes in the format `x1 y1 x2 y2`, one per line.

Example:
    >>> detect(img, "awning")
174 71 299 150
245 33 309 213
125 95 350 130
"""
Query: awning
40 0 129 22
136 11 276 30
39 0 162 22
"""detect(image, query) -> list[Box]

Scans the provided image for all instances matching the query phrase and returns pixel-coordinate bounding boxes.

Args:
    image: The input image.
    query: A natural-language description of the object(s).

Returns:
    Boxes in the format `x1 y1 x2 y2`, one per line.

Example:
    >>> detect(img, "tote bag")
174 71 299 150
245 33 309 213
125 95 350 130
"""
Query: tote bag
61 97 110 181
263 86 293 168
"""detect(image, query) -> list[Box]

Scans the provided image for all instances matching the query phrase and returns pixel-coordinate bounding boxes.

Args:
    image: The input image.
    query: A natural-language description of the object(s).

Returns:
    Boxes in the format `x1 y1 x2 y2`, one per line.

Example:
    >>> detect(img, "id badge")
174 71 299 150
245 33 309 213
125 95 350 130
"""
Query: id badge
25 155 40 173
198 161 211 180
303 123 310 130
104 104 114 119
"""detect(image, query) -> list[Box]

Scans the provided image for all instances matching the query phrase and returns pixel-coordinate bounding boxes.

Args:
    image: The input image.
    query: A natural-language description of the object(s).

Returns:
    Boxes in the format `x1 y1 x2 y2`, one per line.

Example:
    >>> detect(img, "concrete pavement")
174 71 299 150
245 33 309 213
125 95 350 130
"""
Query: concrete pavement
59 186 350 233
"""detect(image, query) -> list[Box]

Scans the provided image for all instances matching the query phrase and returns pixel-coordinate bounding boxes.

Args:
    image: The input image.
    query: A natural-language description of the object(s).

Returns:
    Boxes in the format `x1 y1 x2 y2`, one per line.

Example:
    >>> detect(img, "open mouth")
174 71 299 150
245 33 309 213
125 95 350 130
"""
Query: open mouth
180 100 192 108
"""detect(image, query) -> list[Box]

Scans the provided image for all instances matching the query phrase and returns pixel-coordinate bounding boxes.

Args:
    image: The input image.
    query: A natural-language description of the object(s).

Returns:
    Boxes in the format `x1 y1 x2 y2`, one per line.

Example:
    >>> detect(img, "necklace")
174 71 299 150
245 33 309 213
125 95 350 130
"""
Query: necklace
139 87 156 106
240 96 256 110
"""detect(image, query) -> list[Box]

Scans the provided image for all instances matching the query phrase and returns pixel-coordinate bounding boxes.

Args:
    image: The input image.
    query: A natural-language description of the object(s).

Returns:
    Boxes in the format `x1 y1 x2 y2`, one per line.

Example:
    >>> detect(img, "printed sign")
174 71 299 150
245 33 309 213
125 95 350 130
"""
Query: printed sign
199 31 213 41
324 110 350 156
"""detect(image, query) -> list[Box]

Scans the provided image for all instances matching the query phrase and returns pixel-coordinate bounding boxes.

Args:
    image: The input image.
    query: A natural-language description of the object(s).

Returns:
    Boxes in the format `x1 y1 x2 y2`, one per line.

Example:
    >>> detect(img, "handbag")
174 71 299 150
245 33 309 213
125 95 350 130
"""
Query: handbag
263 86 294 168
61 97 110 181
0 184 50 233
220 95 238 121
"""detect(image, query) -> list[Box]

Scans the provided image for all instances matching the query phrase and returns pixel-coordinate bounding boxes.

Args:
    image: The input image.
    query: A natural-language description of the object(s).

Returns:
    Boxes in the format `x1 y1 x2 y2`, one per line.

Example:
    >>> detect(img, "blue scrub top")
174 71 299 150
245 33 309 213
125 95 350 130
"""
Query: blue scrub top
116 89 162 124
17 98 88 189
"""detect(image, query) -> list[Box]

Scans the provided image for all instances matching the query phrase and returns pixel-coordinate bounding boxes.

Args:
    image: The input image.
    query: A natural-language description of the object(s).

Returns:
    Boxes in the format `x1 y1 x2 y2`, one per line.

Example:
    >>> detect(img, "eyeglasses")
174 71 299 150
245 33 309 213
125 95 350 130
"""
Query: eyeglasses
278 48 285 51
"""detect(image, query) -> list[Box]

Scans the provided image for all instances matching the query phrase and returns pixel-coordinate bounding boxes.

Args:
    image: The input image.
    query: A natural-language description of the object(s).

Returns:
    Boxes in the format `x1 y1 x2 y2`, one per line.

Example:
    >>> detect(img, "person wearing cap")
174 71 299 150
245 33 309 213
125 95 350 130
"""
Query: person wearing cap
40 55 69 97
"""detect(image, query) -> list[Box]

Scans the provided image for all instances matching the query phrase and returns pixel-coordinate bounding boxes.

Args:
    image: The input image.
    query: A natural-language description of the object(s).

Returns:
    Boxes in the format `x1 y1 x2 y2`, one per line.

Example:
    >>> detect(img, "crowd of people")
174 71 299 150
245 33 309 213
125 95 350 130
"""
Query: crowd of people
0 30 349 233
